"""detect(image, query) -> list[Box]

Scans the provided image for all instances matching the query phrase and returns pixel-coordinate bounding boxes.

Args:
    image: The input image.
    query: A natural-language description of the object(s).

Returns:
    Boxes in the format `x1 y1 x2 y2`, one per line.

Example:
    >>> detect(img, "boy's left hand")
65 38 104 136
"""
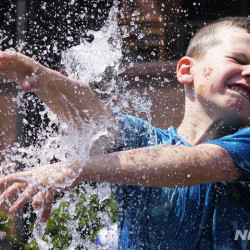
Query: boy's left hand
0 160 81 222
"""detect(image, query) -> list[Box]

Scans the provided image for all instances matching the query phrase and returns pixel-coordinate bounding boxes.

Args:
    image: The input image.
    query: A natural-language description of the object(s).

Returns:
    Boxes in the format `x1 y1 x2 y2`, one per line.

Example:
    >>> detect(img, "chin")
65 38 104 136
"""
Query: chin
219 99 249 124
226 97 249 114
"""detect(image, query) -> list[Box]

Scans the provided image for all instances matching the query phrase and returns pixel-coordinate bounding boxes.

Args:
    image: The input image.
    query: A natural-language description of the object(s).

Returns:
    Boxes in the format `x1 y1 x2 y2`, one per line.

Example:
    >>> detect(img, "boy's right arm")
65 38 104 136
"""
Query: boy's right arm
0 51 117 133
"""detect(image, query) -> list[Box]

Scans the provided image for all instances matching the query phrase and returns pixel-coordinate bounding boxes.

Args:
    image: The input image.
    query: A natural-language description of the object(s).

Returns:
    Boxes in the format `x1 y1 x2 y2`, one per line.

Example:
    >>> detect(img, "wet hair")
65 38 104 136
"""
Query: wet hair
186 17 250 59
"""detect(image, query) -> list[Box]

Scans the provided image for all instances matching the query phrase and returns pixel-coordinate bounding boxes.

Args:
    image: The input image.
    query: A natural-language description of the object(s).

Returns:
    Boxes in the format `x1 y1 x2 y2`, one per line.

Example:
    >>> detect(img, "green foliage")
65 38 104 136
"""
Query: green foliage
0 211 16 244
25 187 118 249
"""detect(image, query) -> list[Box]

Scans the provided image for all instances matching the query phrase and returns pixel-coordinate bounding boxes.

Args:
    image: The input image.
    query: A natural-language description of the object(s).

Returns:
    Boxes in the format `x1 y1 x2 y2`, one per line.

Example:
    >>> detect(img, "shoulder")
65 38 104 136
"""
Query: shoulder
204 127 250 176
114 113 153 150
115 113 152 137
114 113 178 149
205 127 250 150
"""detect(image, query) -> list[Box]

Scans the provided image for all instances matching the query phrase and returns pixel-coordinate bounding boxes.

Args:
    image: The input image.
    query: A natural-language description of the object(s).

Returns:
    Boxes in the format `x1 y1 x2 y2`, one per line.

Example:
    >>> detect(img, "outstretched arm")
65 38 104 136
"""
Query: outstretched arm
0 51 116 129
0 143 242 222
83 143 243 187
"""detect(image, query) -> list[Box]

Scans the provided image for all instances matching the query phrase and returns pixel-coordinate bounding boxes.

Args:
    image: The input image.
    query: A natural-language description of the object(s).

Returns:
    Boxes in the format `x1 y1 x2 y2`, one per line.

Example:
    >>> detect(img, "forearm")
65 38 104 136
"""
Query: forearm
34 68 113 126
0 51 115 128
80 144 243 187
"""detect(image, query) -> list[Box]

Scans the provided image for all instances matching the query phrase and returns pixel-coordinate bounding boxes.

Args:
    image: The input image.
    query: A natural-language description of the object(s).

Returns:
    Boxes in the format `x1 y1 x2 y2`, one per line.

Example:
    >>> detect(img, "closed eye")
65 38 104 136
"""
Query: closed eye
230 57 248 65
227 53 248 65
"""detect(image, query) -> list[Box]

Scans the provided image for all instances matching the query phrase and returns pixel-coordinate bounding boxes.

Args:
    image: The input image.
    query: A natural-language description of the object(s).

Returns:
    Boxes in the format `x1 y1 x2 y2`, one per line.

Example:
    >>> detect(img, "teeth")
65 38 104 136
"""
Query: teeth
230 86 250 101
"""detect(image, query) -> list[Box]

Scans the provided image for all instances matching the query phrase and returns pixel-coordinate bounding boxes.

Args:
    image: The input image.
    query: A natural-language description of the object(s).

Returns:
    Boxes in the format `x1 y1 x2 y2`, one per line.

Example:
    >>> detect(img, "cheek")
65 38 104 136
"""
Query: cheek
197 84 206 98
200 66 219 95
209 84 216 94
202 67 214 80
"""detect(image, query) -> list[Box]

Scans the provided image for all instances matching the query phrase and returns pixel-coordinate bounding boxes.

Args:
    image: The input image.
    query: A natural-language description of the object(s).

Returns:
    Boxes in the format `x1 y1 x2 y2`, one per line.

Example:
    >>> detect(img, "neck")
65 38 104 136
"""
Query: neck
177 101 245 145
178 113 214 145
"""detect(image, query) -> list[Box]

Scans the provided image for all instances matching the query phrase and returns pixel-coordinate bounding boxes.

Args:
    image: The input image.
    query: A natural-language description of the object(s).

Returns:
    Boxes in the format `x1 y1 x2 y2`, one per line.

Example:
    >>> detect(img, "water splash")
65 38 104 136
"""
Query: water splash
61 3 122 88
0 1 153 249
23 4 121 249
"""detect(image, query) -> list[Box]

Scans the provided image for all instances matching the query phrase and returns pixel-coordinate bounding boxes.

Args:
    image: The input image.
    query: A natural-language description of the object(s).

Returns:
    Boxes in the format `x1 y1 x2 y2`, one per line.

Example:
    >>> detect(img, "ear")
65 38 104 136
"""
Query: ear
177 56 194 85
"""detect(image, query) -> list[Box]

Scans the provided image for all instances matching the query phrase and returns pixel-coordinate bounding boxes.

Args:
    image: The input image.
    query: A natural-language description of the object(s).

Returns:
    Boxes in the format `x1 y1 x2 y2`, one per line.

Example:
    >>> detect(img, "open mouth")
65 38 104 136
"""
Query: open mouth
228 84 250 101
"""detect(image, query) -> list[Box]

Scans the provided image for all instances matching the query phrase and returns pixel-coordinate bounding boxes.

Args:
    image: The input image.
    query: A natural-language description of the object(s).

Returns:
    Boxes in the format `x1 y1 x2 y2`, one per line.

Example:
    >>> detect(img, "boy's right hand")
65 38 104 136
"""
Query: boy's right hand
0 50 49 92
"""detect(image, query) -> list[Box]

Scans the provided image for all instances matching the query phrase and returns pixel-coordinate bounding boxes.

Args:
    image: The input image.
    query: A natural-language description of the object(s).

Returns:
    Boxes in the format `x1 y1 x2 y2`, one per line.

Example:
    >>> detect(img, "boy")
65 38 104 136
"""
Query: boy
0 17 249 249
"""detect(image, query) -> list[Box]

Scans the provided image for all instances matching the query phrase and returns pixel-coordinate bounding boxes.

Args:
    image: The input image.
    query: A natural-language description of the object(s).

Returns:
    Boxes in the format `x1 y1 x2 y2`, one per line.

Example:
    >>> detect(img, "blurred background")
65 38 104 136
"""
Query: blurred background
0 0 249 248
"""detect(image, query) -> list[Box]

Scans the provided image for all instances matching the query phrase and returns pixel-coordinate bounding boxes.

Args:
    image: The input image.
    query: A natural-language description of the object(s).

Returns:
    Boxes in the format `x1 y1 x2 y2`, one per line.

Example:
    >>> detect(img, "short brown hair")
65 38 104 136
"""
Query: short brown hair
186 17 250 59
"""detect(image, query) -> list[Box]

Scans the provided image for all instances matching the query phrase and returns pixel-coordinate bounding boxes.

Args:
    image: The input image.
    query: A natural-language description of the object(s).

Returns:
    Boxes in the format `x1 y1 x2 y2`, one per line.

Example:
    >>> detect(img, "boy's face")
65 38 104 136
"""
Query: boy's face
191 27 250 125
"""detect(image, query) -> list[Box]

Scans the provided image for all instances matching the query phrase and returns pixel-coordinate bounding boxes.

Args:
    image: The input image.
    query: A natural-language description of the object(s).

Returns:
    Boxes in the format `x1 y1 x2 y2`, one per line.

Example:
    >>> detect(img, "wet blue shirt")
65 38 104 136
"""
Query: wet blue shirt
113 114 250 250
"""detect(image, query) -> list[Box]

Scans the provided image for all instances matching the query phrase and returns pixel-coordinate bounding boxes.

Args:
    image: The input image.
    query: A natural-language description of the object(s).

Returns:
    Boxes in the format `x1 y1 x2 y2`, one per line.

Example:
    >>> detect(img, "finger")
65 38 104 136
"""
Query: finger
0 52 23 80
0 51 42 82
0 183 27 200
0 51 36 71
9 185 39 214
40 189 55 223
32 191 44 211
0 171 32 188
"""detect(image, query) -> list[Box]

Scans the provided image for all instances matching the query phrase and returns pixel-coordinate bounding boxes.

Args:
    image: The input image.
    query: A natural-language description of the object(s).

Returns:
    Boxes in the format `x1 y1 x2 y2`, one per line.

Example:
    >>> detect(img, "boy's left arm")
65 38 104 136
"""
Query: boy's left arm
0 139 245 223
83 142 244 187
80 127 250 188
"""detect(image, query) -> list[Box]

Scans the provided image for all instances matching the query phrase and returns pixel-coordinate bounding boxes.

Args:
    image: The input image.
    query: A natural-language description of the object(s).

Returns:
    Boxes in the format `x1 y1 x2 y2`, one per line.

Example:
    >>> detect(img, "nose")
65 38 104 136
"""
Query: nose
242 64 250 80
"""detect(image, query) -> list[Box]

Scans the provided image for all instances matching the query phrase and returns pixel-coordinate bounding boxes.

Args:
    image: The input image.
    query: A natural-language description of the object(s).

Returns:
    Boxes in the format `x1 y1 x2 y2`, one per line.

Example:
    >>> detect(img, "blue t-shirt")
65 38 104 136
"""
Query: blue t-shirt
113 114 250 250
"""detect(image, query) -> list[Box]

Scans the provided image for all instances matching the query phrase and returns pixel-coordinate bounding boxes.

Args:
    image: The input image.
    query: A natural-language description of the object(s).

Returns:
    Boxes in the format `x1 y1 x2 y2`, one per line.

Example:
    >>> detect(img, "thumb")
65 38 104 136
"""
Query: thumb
21 79 31 92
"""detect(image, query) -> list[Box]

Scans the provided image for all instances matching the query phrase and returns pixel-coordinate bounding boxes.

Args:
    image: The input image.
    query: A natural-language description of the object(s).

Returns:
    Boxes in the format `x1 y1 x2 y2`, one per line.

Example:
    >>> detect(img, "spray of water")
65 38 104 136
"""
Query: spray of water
0 1 153 249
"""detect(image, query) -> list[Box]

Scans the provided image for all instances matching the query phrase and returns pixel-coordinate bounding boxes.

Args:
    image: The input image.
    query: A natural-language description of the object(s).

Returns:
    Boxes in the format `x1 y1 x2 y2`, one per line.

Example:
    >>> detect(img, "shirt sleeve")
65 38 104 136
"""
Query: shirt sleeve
205 127 250 175
114 113 154 151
